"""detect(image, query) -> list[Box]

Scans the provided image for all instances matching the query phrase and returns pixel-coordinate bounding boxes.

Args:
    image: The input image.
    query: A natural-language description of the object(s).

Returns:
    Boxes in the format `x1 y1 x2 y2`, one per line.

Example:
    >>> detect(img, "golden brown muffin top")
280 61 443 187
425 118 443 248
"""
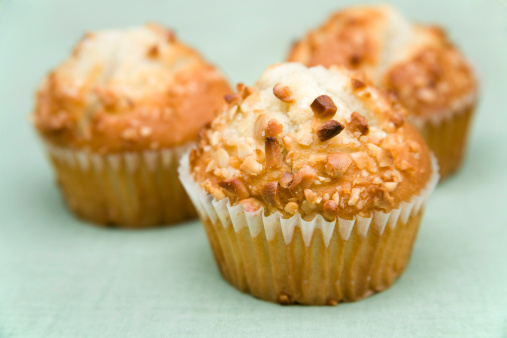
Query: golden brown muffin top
190 63 433 220
288 5 477 123
33 24 231 153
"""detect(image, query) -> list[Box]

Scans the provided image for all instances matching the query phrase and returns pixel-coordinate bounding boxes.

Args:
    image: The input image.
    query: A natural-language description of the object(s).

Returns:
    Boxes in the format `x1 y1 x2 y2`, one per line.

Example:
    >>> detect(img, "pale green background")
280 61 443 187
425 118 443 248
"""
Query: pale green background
1 0 506 337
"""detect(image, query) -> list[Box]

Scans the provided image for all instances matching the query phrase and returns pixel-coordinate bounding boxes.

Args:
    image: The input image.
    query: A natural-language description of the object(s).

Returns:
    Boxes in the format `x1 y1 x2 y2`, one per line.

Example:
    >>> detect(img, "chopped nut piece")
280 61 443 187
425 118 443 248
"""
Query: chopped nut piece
351 78 366 90
388 111 404 129
310 95 337 120
261 182 282 208
254 114 269 140
216 149 230 168
398 160 413 171
266 119 283 136
323 200 338 220
284 202 299 215
289 165 317 198
147 45 159 58
408 140 421 153
279 172 294 188
224 93 240 104
273 83 295 102
332 192 340 203
239 198 264 212
316 120 345 142
284 150 294 164
237 142 253 159
325 153 352 178
282 135 295 148
236 83 253 99
349 112 369 135
219 177 250 200
378 149 394 167
301 200 317 214
296 129 313 146
304 189 318 204
240 155 263 175
121 128 137 141
254 148 265 162
348 188 361 206
309 154 327 165
140 126 152 137
384 181 398 192
350 152 367 170
265 137 283 169
205 159 217 172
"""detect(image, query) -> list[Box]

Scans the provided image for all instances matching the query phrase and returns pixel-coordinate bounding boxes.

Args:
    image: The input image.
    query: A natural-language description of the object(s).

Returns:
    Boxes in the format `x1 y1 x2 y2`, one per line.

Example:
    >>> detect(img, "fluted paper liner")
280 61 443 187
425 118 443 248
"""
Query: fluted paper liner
410 93 475 180
415 104 475 180
179 152 439 305
44 142 196 228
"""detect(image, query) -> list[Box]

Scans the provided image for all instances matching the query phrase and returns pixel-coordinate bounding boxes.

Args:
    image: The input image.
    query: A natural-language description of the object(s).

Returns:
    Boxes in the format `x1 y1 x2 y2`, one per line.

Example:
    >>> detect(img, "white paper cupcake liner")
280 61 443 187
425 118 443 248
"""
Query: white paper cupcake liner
178 150 439 304
179 152 438 245
44 142 196 227
415 103 475 180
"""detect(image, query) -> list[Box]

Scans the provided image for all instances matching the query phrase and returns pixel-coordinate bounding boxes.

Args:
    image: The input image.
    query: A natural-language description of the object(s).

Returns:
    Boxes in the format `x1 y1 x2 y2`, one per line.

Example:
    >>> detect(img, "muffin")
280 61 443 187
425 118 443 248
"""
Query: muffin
33 24 231 228
179 63 439 305
288 5 477 179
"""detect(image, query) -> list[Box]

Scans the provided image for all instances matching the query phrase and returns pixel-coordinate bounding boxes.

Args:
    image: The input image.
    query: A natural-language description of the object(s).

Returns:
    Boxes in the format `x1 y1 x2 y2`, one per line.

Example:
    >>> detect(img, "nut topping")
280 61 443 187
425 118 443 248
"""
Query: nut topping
254 114 269 140
265 137 283 169
266 119 283 137
310 95 337 120
378 149 394 167
351 78 366 90
323 200 338 220
219 177 250 200
224 93 240 104
273 83 295 102
316 120 345 142
284 202 299 215
239 198 264 212
236 83 253 99
147 45 159 58
261 182 282 208
240 155 263 176
289 165 317 198
304 189 318 204
349 111 369 135
279 172 294 188
325 153 352 178
388 111 405 129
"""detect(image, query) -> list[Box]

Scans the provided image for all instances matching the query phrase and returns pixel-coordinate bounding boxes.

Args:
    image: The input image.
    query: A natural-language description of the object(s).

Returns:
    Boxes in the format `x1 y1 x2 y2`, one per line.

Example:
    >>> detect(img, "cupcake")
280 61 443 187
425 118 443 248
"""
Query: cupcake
179 63 439 305
32 24 231 228
288 5 477 179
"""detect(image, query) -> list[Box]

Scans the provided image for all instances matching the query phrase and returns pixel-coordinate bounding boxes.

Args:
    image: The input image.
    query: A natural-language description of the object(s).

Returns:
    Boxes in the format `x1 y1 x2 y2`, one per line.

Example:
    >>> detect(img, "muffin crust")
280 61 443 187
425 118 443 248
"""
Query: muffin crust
34 24 231 153
287 5 477 123
190 63 433 220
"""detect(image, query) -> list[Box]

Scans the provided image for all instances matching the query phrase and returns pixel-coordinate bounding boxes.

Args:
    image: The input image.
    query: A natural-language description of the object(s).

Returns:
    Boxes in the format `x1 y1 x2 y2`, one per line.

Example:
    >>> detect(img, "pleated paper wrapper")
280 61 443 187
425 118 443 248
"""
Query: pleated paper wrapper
411 94 476 180
45 142 197 228
179 151 439 305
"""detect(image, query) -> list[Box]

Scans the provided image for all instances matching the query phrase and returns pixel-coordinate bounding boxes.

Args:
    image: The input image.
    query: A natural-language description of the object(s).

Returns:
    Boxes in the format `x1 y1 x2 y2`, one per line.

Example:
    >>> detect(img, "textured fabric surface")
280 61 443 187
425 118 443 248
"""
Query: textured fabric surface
0 0 506 337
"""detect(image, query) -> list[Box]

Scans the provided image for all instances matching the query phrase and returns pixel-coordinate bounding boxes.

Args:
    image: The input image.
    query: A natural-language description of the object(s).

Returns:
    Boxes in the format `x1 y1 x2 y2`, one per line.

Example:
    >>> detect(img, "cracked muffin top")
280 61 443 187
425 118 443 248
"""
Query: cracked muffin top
288 5 477 125
33 24 231 153
189 63 433 220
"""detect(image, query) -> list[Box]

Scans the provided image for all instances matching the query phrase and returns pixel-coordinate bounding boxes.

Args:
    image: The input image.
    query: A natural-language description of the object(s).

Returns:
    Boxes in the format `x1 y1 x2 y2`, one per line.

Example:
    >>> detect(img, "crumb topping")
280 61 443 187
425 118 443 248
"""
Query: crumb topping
287 5 477 121
33 24 231 152
190 63 432 220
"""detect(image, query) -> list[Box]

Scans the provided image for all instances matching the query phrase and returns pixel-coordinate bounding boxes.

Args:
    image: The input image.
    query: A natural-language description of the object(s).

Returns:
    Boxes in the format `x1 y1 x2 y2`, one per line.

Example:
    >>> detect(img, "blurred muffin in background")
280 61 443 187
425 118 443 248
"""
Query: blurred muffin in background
33 24 231 228
179 63 439 305
288 5 478 179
